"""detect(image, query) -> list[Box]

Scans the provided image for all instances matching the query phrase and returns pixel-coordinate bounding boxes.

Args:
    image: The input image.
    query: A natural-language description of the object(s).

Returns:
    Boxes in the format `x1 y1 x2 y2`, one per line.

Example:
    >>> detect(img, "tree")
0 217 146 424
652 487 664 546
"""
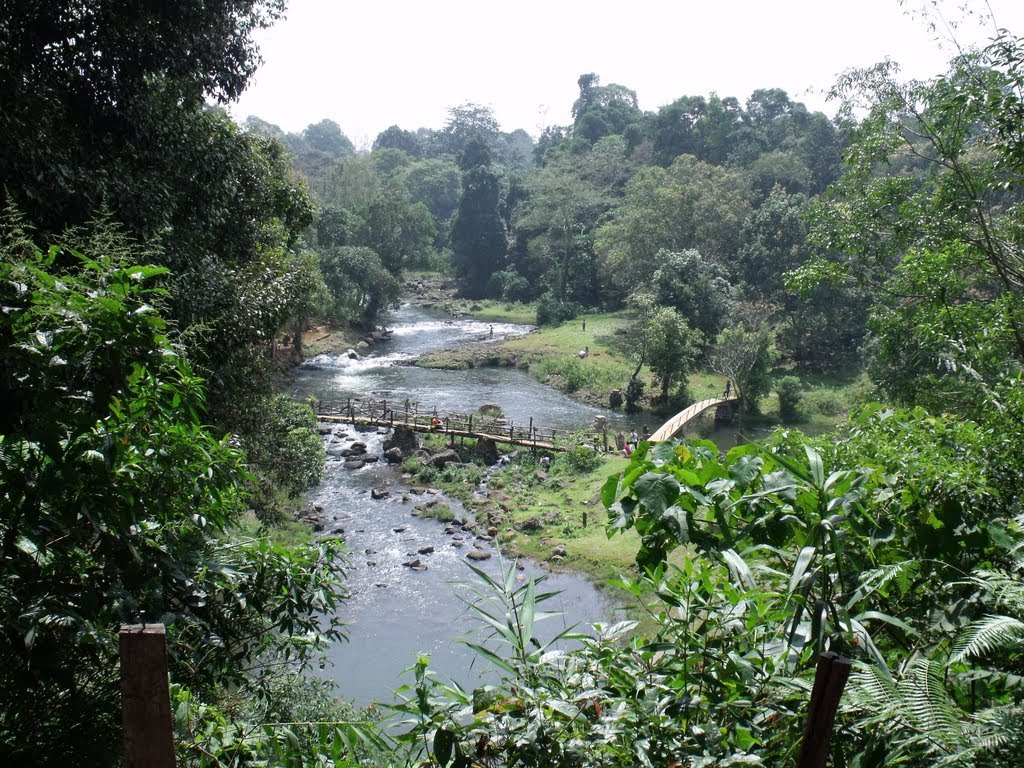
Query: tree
651 249 733 352
319 245 402 328
0 220 344 765
302 118 355 158
711 324 780 416
401 158 462 226
373 124 423 156
438 102 501 157
513 139 627 305
643 307 703 403
571 74 644 146
596 155 751 296
451 141 507 298
802 35 1024 411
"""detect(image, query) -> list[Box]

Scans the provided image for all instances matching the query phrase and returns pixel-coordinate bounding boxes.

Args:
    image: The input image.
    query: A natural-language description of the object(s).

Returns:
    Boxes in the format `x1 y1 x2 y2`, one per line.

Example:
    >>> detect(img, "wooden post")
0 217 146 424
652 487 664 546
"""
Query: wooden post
120 623 175 768
796 652 852 768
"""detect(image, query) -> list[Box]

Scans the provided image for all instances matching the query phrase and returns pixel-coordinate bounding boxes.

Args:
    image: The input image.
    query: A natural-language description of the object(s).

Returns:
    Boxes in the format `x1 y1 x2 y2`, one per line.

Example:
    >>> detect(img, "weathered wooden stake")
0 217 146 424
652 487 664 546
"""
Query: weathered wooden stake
120 623 175 768
796 651 852 768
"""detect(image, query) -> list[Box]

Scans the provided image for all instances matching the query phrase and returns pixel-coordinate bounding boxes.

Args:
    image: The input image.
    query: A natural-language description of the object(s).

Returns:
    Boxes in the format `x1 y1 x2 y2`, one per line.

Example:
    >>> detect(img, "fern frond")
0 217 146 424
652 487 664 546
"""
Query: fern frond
855 560 922 601
967 569 1024 614
950 614 1024 663
903 658 962 749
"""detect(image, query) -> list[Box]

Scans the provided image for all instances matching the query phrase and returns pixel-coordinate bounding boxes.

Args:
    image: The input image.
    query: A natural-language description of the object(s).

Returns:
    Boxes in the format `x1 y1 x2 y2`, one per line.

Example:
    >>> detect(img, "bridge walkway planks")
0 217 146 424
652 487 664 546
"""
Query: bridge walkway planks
648 396 738 442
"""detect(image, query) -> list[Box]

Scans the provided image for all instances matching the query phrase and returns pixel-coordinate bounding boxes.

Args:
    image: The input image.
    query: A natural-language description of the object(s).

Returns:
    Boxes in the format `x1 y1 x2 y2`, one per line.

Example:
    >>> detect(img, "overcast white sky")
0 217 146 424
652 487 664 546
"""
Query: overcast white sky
230 0 1024 148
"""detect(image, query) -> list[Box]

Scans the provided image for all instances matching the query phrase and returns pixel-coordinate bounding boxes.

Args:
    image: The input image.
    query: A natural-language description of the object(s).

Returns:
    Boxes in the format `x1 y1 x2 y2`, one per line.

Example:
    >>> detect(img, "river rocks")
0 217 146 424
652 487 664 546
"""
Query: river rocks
364 548 377 555
346 348 359 359
343 459 365 470
517 517 544 532
350 441 368 453
451 540 464 547
413 449 432 464
478 403 504 417
444 525 459 534
356 340 370 350
361 455 379 463
384 447 405 464
371 486 389 500
552 544 567 558
417 545 435 555
392 526 408 533
466 548 491 561
382 428 417 456
430 448 462 468
293 502 323 525
403 558 428 571
487 526 498 537
318 425 335 435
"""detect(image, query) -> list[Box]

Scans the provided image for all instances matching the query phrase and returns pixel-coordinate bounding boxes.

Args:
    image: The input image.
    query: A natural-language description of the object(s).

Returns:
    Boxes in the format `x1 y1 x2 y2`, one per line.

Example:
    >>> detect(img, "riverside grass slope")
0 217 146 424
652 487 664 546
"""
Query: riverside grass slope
418 301 867 426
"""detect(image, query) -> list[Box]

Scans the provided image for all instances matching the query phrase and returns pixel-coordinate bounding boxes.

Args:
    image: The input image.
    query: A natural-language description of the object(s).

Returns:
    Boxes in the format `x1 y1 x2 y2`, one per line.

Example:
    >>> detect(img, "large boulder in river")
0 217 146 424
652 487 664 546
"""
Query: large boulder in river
384 426 419 455
466 548 492 561
384 447 405 464
430 448 462 469
472 437 500 465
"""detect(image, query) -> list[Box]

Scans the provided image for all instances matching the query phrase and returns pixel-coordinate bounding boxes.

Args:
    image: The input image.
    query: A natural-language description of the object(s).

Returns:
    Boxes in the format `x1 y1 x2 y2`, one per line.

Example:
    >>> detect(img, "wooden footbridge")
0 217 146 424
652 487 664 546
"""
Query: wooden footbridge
313 395 573 451
312 392 739 453
648 396 738 442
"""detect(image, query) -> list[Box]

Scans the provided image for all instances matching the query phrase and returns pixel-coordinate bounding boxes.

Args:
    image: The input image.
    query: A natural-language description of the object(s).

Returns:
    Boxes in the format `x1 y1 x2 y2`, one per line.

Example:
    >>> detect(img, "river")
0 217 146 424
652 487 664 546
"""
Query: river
290 305 639 706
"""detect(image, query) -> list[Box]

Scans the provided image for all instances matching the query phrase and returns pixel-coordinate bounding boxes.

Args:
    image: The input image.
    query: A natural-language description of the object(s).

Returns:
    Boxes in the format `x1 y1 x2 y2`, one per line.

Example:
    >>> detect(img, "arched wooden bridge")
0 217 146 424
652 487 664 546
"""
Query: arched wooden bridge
648 396 738 442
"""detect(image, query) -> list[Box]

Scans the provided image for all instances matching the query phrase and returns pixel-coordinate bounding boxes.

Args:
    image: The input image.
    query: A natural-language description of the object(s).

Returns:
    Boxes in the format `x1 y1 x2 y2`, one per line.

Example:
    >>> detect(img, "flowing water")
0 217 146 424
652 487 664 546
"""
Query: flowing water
290 305 636 705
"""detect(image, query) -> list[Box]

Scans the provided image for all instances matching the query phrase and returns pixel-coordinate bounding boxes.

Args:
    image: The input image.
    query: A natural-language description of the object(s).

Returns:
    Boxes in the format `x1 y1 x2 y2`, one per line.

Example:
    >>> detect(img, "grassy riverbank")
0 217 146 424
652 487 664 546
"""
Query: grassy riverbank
419 306 868 424
404 432 642 583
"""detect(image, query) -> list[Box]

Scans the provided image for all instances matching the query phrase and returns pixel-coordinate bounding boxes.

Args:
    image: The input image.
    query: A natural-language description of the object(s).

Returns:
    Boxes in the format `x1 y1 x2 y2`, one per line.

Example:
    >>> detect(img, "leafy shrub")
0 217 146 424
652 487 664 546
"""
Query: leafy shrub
535 291 579 326
558 444 603 473
804 389 844 416
487 269 534 302
776 375 804 421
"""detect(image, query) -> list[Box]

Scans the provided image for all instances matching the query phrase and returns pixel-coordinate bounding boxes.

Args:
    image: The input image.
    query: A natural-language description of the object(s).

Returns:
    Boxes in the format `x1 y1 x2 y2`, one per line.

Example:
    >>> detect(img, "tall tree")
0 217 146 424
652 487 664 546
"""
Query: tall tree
643 307 703 403
451 139 507 297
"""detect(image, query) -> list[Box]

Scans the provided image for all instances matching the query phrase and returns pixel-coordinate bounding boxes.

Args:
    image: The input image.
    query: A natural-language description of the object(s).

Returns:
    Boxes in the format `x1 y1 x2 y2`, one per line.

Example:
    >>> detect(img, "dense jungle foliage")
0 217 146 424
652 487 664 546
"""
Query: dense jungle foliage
3 0 1024 766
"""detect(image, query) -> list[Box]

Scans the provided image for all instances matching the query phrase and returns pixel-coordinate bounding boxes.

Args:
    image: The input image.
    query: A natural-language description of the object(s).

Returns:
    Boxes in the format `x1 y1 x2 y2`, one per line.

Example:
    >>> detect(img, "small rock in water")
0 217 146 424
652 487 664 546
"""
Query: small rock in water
343 460 365 470
393 526 408 533
450 540 464 548
403 558 428 571
371 486 389 500
364 548 377 555
375 582 388 588
466 548 492 561
418 545 435 555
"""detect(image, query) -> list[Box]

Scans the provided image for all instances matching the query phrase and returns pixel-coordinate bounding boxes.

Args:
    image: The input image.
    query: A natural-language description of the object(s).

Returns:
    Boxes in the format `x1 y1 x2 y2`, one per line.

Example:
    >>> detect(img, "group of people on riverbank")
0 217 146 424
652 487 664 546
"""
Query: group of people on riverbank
620 428 646 456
